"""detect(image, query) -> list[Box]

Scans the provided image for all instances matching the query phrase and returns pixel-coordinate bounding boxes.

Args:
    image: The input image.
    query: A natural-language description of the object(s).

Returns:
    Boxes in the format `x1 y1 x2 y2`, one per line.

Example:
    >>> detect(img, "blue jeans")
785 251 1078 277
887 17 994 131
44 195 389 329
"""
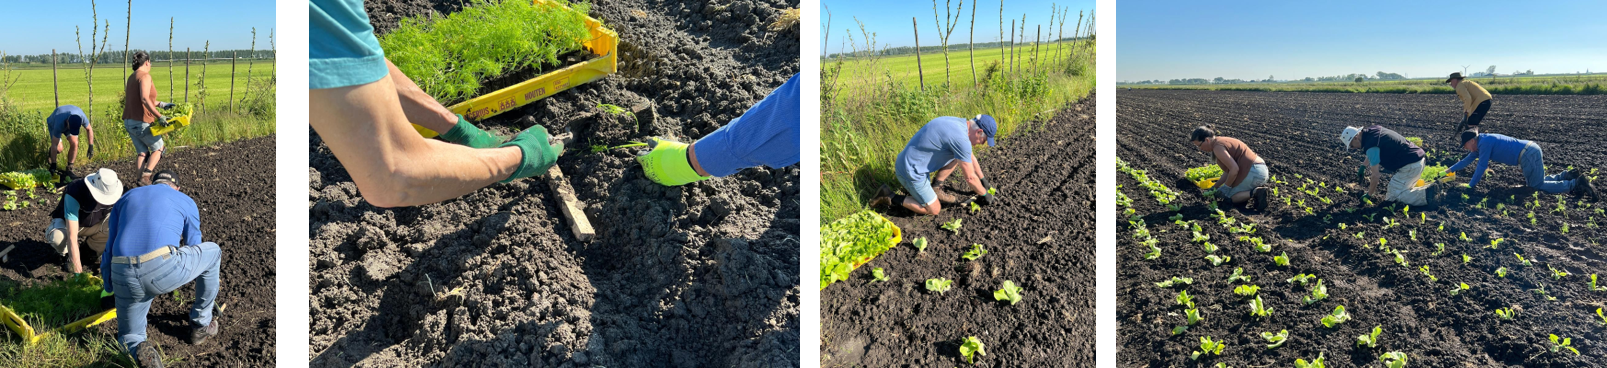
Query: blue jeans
895 167 939 206
1520 143 1573 194
103 242 222 355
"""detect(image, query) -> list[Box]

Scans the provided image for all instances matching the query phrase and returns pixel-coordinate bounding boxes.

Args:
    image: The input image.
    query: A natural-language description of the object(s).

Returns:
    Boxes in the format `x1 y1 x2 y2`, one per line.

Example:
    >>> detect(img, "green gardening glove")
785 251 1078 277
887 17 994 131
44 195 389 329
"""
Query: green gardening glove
499 125 562 183
440 114 504 149
638 138 712 186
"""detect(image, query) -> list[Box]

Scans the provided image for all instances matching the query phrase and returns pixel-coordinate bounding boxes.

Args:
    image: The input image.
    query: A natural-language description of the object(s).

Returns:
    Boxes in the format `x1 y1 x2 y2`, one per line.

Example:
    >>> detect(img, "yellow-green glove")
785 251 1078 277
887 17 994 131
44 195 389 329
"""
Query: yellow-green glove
499 125 562 183
638 138 711 186
440 114 503 149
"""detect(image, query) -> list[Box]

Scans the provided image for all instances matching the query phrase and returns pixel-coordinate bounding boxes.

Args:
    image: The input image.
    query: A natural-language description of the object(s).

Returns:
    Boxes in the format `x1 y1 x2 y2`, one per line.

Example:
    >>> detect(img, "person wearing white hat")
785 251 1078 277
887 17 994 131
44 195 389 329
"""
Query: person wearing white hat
1340 125 1441 206
44 168 124 275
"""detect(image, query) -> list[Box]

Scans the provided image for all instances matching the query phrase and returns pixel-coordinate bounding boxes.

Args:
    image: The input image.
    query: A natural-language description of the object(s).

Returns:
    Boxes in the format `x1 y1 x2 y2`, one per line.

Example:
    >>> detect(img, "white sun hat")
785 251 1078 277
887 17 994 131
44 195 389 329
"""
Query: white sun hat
84 168 124 205
1339 126 1362 147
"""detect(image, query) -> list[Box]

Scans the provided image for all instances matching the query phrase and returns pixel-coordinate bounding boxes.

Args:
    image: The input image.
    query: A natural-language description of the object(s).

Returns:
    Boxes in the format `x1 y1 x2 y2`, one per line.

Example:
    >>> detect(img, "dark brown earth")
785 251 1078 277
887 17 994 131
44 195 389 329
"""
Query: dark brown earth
0 136 277 366
310 0 800 366
1117 90 1607 367
820 97 1098 367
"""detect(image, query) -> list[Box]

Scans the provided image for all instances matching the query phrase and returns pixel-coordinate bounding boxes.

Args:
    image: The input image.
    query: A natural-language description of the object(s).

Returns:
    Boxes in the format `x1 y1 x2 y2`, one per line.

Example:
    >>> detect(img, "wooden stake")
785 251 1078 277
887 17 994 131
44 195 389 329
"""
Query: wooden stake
229 50 236 113
52 50 59 108
968 0 976 86
543 164 595 242
912 17 925 91
1008 19 1015 75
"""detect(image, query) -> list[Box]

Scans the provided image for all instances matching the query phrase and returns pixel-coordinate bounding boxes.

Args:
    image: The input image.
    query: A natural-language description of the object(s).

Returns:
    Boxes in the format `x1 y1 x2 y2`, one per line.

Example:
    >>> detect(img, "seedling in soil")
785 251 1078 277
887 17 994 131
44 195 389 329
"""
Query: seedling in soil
1382 217 1400 229
1432 243 1446 256
1548 264 1568 280
1262 330 1289 349
1321 305 1351 328
1378 237 1388 249
1248 237 1271 252
1155 276 1195 288
1168 214 1184 222
1487 238 1504 249
925 278 954 295
1362 213 1376 222
1274 252 1290 267
1191 231 1211 243
1494 306 1516 321
1304 279 1329 305
1532 283 1557 300
1186 308 1203 326
1234 284 1261 297
1172 325 1190 335
941 218 964 233
1450 282 1470 296
1227 267 1252 283
961 244 988 260
1462 254 1471 264
1561 223 1570 234
1288 273 1316 286
1496 267 1509 278
993 280 1023 305
1592 274 1606 291
1439 222 1446 232
1392 251 1409 268
870 268 888 283
1205 254 1231 266
1356 324 1383 348
1190 336 1226 361
959 336 986 364
1142 238 1162 260
1548 334 1580 356
1338 222 1347 230
1514 252 1531 267
1379 351 1408 368
1177 290 1196 308
1409 230 1417 242
1596 308 1607 325
1354 231 1366 240
1248 295 1273 318
1201 242 1219 254
1295 352 1327 368
913 237 928 253
1420 265 1437 282
1460 232 1470 242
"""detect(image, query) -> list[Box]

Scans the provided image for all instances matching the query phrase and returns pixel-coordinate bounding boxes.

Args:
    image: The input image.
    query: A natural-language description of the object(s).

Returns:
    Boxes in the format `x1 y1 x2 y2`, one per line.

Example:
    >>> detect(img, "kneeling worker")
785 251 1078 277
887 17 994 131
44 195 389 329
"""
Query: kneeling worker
1447 130 1594 197
871 115 1000 215
45 168 122 275
101 171 221 368
1340 125 1442 206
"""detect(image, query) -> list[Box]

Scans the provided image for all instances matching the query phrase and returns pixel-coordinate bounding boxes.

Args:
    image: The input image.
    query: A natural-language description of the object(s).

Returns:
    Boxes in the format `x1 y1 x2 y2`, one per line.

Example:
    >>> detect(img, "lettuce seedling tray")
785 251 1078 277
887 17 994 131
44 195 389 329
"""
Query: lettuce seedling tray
414 0 618 138
1 276 117 346
819 211 903 290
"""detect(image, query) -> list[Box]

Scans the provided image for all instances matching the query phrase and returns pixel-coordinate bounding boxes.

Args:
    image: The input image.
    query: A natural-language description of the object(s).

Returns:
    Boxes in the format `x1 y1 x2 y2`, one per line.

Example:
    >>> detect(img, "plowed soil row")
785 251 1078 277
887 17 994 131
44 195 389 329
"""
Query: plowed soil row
1116 90 1607 367
821 97 1097 367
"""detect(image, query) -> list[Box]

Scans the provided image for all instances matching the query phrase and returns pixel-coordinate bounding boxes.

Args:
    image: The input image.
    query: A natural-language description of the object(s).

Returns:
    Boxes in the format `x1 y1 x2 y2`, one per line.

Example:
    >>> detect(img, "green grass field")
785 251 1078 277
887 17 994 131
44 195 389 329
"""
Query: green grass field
819 39 1095 223
831 40 1087 90
3 61 275 112
1120 73 1607 95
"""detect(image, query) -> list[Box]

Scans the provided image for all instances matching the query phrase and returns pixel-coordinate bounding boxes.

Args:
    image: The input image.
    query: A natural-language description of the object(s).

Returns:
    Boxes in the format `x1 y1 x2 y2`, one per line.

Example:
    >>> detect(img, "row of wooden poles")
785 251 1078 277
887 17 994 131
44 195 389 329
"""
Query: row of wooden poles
896 1 1095 91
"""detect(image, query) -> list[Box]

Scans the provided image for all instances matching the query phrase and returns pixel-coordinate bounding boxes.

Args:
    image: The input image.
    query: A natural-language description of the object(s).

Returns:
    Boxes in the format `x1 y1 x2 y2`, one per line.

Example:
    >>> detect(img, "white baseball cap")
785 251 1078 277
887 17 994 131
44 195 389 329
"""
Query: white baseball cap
84 168 123 205
1339 126 1362 147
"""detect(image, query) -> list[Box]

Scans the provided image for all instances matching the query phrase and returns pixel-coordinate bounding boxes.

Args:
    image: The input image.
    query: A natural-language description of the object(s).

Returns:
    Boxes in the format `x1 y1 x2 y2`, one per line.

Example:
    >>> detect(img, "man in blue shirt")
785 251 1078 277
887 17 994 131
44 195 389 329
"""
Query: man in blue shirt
47 105 97 179
638 74 801 186
1447 130 1594 197
870 115 999 215
100 171 221 368
1340 125 1441 206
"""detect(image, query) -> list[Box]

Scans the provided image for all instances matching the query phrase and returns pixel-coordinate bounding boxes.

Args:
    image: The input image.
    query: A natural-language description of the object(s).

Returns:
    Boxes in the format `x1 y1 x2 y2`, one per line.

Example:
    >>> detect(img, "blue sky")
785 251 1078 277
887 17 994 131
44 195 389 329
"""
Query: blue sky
820 0 1097 56
0 0 276 55
1119 0 1607 82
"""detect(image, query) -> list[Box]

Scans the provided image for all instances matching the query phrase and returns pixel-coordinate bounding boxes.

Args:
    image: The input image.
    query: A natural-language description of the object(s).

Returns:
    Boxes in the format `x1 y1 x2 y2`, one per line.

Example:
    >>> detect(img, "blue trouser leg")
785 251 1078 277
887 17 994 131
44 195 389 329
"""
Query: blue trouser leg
1521 143 1573 194
111 242 223 355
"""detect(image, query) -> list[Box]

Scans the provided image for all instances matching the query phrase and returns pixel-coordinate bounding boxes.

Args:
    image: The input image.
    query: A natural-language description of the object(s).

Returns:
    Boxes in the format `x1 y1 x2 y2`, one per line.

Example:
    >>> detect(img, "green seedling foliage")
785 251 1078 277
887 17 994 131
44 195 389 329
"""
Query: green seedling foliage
1142 238 1162 260
1515 252 1531 267
1185 164 1224 182
1593 274 1606 291
1495 306 1516 321
1274 252 1290 267
1295 352 1327 368
1548 264 1568 280
871 267 888 282
1155 276 1194 288
962 243 988 260
1548 334 1579 355
1288 274 1316 286
941 218 964 233
1496 267 1508 278
1488 238 1504 249
1356 324 1382 348
381 0 593 105
1201 241 1219 254
1433 243 1445 256
1177 289 1195 308
1450 282 1470 296
969 201 981 213
1460 232 1470 242
925 278 954 295
1205 254 1230 266
1462 254 1472 264
959 336 986 364
993 280 1023 305
0 276 105 327
1379 351 1408 368
1304 279 1329 305
1420 265 1437 282
1186 308 1203 325
1248 295 1272 318
913 237 928 253
1172 325 1189 335
820 211 901 288
1321 305 1351 328
1190 336 1226 361
1234 284 1261 297
1262 330 1289 349
1227 267 1252 284
1596 307 1607 325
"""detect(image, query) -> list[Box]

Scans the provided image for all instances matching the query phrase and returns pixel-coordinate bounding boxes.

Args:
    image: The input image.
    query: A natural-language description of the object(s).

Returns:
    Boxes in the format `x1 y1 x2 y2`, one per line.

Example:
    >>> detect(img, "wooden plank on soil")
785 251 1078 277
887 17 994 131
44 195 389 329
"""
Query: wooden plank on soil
544 165 595 242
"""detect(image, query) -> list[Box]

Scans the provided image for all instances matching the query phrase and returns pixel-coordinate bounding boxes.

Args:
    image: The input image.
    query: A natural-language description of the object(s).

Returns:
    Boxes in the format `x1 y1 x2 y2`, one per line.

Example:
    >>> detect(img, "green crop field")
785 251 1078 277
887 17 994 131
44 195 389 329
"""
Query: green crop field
831 40 1087 90
1120 73 1607 95
3 61 275 112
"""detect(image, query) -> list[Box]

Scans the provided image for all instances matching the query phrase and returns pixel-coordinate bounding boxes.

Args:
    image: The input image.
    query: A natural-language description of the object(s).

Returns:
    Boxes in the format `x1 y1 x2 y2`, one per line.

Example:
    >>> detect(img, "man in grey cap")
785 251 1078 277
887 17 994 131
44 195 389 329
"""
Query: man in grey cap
870 114 1000 215
45 168 123 275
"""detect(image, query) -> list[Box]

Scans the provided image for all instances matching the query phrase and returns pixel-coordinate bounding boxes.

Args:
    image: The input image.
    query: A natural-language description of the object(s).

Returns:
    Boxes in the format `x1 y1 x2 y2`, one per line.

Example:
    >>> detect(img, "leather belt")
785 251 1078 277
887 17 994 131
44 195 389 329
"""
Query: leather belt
111 246 174 264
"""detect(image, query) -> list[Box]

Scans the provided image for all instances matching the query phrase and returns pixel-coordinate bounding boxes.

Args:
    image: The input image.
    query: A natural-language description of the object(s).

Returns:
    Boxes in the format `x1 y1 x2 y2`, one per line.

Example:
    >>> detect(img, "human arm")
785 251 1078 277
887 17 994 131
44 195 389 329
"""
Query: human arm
1366 165 1383 196
140 74 165 122
181 194 203 245
1467 142 1493 187
63 196 84 273
684 73 801 177
962 154 987 196
1211 145 1239 190
309 75 526 207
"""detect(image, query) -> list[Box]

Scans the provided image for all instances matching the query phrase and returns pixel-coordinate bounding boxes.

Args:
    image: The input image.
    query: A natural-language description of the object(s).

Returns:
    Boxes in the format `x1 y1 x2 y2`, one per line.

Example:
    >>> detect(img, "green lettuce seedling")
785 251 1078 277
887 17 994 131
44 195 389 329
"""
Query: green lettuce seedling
1449 282 1470 296
1321 305 1351 328
1190 336 1226 360
1548 264 1568 280
1192 231 1211 243
1186 308 1203 326
993 280 1023 305
1154 276 1194 288
1227 267 1252 283
1201 241 1219 253
1432 243 1445 256
1234 284 1261 297
1172 325 1189 335
871 268 888 282
1459 232 1470 242
1338 222 1347 230
959 336 986 364
1261 330 1289 349
1496 267 1508 278
1409 230 1417 242
1274 252 1290 267
941 218 964 233
1205 254 1231 266
1494 306 1516 321
1142 238 1161 260
969 201 981 213
1420 265 1437 282
1378 237 1387 249
1378 351 1407 368
1548 334 1579 355
1287 273 1316 286
1515 252 1531 267
1593 274 1606 291
1295 352 1326 368
1462 254 1471 264
1169 213 1184 221
1248 295 1272 318
962 244 988 260
913 237 929 253
1356 324 1382 348
1488 237 1504 249
926 278 954 295
1596 307 1607 325
1304 279 1329 305
1248 237 1271 252
1177 290 1196 308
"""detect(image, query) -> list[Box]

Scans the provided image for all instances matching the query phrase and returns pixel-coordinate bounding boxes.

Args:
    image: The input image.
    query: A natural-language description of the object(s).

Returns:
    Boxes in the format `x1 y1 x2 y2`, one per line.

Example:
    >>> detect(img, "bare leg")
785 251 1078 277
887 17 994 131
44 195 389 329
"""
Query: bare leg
900 196 941 215
1230 190 1252 204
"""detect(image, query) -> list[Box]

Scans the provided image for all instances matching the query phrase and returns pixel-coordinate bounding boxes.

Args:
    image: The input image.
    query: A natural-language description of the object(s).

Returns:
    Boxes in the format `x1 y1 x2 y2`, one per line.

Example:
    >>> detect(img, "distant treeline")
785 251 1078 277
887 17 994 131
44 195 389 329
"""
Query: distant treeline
2 49 277 64
823 36 1090 59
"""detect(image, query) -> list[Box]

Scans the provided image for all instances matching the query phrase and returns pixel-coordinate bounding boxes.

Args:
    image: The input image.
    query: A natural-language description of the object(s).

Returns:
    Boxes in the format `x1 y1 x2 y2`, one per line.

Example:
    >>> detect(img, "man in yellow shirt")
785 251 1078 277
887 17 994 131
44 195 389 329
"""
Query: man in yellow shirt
1447 72 1492 132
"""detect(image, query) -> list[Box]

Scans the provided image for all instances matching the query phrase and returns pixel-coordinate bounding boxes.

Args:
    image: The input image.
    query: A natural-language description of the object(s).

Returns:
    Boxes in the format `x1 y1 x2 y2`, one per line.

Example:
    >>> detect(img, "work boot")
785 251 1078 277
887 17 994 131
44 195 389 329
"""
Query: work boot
136 346 164 368
868 184 894 209
932 186 959 204
1574 176 1595 199
190 318 220 345
1423 183 1442 207
1562 168 1583 181
1252 186 1269 211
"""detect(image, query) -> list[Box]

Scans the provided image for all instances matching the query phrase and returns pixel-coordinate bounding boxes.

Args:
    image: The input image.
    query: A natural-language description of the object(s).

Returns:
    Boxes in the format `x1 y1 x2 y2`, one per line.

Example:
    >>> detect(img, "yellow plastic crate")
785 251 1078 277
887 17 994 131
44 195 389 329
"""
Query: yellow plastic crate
820 213 902 290
1 276 117 346
414 0 618 138
149 112 194 137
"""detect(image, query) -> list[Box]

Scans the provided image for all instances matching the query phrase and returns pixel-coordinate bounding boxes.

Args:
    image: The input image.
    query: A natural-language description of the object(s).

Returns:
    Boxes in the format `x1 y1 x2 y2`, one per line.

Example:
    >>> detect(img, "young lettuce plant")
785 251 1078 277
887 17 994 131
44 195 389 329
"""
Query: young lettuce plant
1295 352 1326 368
1494 306 1516 321
1514 252 1532 267
959 336 986 364
1449 282 1470 296
1496 267 1509 278
1205 254 1231 266
1227 267 1252 283
1304 279 1330 305
1177 290 1196 308
1274 252 1290 267
1596 307 1607 325
871 268 889 282
1378 352 1408 368
1548 334 1580 356
1234 284 1261 297
1154 276 1194 288
1548 264 1568 279
1355 324 1382 348
1190 336 1226 361
1287 273 1316 286
1201 241 1219 254
962 244 988 260
913 237 929 253
993 280 1023 305
1248 295 1273 319
1142 238 1162 260
1462 254 1472 264
1321 305 1351 328
926 278 954 295
1593 274 1606 291
1186 308 1203 326
1261 330 1289 349
941 218 964 233
1432 243 1445 256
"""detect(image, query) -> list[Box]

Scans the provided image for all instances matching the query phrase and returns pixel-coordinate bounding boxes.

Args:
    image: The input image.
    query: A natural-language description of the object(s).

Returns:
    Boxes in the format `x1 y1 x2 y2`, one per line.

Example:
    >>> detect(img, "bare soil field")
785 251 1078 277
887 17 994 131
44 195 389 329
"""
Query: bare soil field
1117 90 1607 367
